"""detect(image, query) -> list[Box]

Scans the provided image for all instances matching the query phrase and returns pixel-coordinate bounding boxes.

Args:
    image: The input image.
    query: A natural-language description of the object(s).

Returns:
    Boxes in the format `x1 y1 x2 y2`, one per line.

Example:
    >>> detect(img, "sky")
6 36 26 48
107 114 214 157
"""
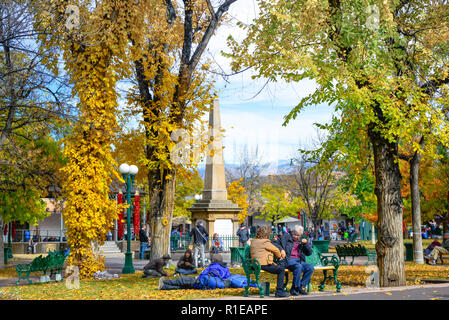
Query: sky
202 0 335 167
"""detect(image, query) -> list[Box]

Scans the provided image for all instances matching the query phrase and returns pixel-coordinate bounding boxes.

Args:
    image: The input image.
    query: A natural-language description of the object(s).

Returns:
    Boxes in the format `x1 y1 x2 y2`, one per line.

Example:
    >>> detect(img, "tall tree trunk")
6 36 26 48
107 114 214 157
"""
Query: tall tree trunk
409 151 424 264
442 212 448 234
0 217 4 269
369 126 406 287
148 168 177 260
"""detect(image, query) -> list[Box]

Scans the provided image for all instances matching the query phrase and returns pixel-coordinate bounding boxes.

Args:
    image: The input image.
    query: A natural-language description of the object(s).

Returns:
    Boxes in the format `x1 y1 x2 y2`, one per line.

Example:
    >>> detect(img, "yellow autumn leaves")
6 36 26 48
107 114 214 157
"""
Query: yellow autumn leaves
1 264 448 300
35 0 133 278
227 179 249 224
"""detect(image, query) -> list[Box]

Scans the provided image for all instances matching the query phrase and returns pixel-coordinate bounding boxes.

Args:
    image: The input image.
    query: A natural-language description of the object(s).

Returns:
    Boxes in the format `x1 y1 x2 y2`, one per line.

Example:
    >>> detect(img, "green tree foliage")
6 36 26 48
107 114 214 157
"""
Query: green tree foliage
258 184 305 224
173 171 203 219
227 0 449 287
0 134 66 224
335 170 377 223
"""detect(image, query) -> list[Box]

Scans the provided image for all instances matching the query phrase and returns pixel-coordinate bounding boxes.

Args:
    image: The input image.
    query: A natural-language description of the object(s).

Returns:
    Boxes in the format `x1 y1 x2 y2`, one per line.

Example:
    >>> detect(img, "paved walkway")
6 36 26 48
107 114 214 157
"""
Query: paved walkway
213 282 449 300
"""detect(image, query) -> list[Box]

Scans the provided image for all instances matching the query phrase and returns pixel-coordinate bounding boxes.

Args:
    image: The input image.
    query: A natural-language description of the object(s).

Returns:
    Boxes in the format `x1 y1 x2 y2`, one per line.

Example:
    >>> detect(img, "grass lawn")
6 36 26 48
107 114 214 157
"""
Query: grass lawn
0 262 448 300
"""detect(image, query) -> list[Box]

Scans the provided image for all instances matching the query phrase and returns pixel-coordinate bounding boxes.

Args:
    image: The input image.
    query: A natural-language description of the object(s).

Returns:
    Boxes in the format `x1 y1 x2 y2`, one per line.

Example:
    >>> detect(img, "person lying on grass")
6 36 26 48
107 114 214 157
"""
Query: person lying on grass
158 253 253 290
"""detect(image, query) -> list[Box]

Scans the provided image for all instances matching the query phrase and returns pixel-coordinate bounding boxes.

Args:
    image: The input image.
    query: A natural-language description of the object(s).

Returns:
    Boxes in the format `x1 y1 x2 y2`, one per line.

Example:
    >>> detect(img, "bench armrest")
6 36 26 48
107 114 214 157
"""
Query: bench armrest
319 253 340 269
16 264 31 272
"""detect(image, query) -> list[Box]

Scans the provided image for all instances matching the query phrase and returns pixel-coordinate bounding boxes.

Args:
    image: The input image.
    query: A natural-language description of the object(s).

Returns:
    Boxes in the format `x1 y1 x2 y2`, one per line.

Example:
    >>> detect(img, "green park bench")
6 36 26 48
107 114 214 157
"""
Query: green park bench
16 250 67 285
237 245 341 298
335 244 376 266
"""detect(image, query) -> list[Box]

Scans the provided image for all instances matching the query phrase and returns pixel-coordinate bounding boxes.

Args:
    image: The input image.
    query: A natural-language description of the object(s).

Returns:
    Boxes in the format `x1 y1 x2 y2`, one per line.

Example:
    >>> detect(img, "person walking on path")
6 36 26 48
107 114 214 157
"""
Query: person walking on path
273 225 314 296
237 224 250 247
426 233 449 264
189 221 208 268
250 226 290 298
142 254 171 278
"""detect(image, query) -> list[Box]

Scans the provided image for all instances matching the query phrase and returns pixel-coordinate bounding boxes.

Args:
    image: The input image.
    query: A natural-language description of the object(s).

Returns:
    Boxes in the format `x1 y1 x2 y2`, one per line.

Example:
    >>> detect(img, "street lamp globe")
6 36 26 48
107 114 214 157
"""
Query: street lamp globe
119 163 130 174
194 194 201 201
129 165 139 176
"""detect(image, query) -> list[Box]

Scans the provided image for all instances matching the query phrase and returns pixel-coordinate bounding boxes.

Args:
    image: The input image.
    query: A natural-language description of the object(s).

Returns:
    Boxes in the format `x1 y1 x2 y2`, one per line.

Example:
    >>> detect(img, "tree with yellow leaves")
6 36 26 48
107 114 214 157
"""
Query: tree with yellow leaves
227 178 249 224
122 0 239 260
34 0 132 277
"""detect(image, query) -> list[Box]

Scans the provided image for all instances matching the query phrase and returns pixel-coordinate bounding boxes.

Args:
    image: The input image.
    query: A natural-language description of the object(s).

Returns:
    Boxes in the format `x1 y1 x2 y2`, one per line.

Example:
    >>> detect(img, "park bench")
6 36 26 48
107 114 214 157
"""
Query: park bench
237 245 341 298
335 244 376 266
16 250 66 285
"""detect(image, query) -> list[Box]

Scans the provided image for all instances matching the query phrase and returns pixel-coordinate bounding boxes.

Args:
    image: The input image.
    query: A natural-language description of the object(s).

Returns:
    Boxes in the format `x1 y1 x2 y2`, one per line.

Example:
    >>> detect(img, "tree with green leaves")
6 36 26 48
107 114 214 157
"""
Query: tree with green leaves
335 169 377 223
173 170 203 220
0 0 71 269
227 0 449 286
258 184 305 227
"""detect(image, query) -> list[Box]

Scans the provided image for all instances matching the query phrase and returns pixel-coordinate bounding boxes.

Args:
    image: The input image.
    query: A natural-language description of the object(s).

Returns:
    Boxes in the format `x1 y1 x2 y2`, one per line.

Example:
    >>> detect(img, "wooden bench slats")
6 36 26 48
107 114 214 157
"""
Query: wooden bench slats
335 244 376 265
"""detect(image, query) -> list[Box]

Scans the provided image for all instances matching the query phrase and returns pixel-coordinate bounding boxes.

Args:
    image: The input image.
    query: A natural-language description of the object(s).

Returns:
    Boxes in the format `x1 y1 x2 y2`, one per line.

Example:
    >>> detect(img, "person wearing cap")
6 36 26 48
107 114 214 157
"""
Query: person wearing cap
142 254 171 278
425 233 449 265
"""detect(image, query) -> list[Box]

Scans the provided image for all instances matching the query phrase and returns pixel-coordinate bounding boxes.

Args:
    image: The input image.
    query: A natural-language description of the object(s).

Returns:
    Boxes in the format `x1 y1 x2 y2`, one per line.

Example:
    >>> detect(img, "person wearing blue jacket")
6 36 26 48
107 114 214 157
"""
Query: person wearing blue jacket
273 225 314 296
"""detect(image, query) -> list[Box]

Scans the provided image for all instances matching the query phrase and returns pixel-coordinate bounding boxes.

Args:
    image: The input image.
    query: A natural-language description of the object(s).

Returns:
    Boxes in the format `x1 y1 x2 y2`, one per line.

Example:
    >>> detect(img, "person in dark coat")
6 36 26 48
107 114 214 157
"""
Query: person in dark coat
139 228 150 260
273 225 314 295
175 249 198 275
189 221 208 267
236 224 250 247
142 254 171 278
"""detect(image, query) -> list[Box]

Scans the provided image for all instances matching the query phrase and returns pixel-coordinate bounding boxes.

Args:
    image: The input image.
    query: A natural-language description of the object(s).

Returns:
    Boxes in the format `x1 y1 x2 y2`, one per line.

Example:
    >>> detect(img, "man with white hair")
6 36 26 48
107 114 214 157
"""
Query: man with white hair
273 224 314 295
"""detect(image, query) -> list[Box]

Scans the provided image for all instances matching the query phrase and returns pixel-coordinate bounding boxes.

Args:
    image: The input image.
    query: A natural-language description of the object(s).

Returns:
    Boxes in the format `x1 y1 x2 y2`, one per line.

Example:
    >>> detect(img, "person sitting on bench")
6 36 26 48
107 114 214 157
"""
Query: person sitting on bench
424 239 441 264
425 233 449 265
250 226 290 298
273 225 314 296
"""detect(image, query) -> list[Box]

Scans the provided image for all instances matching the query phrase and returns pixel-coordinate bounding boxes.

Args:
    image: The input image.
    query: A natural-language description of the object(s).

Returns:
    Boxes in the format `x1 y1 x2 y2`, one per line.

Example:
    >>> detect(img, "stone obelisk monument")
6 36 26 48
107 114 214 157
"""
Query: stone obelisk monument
188 99 242 245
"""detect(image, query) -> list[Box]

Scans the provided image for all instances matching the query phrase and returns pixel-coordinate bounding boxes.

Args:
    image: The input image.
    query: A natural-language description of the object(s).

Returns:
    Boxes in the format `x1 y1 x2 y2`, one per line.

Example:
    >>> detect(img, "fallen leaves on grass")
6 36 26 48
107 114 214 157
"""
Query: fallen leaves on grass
0 263 448 300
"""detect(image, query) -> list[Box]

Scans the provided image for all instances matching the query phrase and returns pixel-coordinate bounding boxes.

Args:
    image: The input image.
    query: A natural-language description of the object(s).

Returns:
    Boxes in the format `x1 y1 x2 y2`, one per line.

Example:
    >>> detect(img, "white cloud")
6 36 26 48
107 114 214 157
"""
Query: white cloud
219 103 334 164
